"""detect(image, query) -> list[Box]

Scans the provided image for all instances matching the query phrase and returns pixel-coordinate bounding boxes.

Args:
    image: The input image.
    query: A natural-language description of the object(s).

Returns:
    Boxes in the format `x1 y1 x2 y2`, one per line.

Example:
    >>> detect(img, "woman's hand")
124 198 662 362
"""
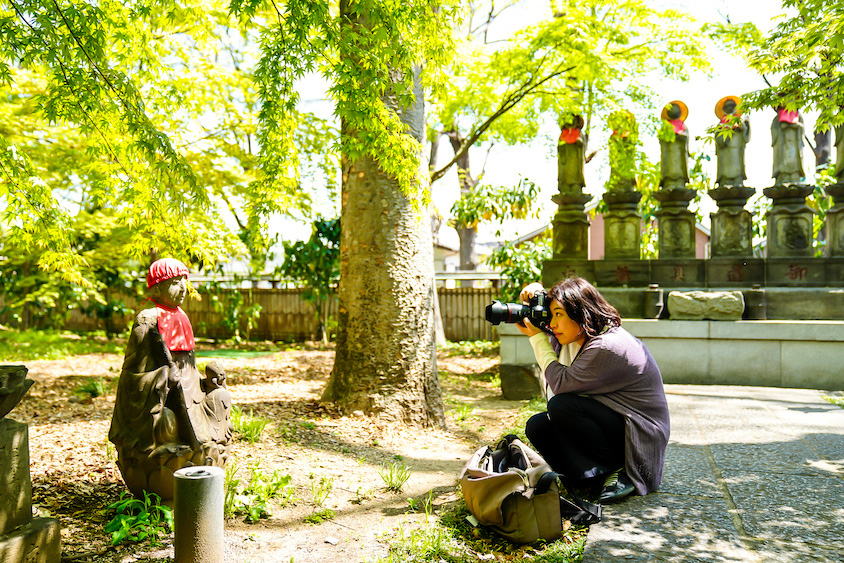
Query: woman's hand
519 282 545 303
516 318 543 337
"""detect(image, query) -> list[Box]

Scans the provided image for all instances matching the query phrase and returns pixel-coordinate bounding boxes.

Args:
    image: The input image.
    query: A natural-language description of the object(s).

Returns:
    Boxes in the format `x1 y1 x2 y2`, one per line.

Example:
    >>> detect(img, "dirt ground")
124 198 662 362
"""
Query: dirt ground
13 342 534 562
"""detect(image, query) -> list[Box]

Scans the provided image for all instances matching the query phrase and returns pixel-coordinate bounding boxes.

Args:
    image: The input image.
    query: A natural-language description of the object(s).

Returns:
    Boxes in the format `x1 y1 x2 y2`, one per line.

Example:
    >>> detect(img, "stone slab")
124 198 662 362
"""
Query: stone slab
666 290 744 320
781 341 844 390
0 517 61 563
582 494 755 562
658 445 723 499
766 258 827 287
0 419 32 535
723 471 844 549
541 260 595 287
651 260 706 288
594 260 650 287
705 258 765 286
710 441 823 475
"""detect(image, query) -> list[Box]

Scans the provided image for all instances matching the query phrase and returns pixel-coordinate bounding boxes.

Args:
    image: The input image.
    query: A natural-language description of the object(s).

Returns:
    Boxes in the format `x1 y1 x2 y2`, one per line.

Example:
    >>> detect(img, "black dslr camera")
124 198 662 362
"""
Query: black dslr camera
485 290 552 333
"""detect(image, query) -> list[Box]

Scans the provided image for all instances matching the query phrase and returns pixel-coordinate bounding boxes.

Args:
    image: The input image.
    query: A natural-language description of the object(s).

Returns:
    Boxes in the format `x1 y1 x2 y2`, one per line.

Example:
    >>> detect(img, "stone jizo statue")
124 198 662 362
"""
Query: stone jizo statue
109 258 233 501
659 100 690 190
557 115 586 195
771 106 805 186
714 96 750 188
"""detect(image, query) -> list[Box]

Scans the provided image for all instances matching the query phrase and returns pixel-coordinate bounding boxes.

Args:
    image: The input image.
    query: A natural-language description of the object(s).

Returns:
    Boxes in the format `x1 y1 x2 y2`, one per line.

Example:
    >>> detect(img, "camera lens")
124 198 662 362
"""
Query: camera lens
485 301 529 325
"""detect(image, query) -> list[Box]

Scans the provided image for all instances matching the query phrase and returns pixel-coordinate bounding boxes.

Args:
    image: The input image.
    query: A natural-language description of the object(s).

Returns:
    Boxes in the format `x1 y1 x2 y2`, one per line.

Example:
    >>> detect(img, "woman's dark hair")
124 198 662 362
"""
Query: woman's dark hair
548 276 621 339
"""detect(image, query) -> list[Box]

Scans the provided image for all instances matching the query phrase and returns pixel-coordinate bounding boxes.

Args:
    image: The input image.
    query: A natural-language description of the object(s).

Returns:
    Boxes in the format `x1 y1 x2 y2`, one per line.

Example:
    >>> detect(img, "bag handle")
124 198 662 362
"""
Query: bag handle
536 471 602 524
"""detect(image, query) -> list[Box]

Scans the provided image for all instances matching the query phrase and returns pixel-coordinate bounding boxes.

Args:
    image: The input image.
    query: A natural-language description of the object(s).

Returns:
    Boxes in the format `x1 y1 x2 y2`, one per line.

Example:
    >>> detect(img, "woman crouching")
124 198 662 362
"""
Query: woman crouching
516 277 670 503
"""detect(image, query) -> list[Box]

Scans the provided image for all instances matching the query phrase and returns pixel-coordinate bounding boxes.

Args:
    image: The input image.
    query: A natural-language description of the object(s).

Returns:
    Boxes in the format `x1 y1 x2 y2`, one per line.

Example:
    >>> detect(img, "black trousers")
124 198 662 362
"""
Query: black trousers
525 393 626 483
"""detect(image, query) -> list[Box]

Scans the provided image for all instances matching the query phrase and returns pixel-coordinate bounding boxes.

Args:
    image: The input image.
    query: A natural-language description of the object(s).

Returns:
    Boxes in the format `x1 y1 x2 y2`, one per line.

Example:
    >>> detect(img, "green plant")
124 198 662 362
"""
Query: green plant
823 395 844 408
74 377 109 398
230 405 271 444
310 475 334 508
304 507 336 524
452 403 477 424
226 462 297 523
379 461 412 493
104 491 173 546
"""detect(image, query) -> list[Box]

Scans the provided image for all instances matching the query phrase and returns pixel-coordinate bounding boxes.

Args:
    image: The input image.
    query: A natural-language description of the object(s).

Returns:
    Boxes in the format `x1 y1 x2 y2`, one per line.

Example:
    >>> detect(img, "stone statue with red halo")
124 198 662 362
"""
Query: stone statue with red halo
108 258 233 501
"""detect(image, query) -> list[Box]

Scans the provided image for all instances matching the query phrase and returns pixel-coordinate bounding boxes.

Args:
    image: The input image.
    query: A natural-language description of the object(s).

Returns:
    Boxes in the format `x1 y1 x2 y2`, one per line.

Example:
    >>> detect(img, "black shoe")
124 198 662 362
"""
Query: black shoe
599 469 634 503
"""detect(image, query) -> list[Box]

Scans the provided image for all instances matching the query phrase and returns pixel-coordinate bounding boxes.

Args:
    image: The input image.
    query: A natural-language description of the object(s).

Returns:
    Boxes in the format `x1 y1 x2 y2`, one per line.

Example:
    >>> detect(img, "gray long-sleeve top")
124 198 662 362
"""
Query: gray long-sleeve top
528 326 670 495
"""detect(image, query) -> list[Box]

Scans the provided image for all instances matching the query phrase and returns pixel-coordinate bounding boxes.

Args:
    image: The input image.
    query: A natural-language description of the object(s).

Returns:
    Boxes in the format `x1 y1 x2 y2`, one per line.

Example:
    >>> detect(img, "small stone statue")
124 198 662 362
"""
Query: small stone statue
714 96 750 188
557 115 586 195
109 258 233 501
771 106 805 186
659 100 690 190
0 365 33 419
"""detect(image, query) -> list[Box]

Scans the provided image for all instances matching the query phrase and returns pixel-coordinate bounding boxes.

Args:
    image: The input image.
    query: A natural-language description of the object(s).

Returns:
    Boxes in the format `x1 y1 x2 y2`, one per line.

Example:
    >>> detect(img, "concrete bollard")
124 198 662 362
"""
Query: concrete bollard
173 466 224 563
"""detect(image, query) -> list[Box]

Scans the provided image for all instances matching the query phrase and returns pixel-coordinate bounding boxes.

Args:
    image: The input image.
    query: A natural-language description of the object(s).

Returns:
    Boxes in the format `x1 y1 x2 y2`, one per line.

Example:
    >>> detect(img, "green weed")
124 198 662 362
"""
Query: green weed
379 460 412 493
304 508 335 524
452 403 477 423
310 475 334 508
823 395 844 408
225 460 297 523
104 491 172 546
74 377 110 398
230 405 271 443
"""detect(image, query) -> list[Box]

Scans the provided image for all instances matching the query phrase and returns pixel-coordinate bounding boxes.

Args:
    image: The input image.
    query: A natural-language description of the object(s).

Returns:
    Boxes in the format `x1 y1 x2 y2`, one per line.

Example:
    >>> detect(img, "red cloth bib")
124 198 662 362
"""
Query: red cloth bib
778 108 799 124
559 128 581 144
155 303 195 352
669 119 686 134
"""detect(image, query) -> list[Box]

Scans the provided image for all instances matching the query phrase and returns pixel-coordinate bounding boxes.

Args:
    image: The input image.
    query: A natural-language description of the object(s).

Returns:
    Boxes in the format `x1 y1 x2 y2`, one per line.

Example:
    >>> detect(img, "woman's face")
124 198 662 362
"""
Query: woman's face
154 275 187 307
550 300 585 347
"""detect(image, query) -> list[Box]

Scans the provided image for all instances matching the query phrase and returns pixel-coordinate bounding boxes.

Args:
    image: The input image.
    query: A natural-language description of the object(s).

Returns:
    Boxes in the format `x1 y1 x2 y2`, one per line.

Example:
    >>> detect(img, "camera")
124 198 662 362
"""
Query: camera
485 290 552 332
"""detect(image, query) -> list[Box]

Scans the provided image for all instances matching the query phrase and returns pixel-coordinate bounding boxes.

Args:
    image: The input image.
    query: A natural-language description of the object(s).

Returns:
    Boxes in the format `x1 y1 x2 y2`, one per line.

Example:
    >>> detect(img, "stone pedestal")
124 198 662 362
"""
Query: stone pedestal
541 259 595 288
0 419 61 563
709 186 756 257
763 184 815 257
824 184 844 257
654 188 697 259
550 193 592 260
602 191 642 260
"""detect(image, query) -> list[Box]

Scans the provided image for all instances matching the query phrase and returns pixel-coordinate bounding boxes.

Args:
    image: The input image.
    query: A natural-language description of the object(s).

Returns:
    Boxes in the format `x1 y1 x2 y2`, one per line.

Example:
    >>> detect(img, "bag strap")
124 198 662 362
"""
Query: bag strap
536 471 602 524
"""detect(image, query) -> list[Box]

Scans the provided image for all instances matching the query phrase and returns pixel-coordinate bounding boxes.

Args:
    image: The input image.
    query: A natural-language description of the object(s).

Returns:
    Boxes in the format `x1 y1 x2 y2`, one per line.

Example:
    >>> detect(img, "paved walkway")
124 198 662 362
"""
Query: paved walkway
582 385 844 562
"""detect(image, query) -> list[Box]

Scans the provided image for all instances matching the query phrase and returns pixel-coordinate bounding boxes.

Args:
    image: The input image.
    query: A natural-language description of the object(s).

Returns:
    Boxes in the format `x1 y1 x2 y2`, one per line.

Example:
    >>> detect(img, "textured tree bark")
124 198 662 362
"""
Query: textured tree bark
322 3 445 427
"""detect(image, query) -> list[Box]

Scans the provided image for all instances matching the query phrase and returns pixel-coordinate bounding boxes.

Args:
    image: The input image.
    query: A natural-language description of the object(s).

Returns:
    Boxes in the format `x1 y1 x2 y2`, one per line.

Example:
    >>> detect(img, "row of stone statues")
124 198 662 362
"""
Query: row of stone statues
557 96 823 192
551 96 844 261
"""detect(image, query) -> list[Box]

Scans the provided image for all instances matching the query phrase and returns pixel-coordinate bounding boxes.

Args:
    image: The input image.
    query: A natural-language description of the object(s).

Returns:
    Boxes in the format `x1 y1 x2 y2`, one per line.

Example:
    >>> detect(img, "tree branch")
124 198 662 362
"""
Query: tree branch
430 62 577 184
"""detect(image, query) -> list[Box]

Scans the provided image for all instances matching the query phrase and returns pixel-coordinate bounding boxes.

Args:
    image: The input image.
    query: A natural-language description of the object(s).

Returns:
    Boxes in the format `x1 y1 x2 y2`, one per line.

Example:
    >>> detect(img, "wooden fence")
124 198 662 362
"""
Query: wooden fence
64 286 500 342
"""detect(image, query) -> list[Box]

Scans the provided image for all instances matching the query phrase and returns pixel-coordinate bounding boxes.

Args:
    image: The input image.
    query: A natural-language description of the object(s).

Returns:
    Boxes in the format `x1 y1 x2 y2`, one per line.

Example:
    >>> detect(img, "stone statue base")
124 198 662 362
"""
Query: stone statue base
116 441 230 502
654 188 696 259
602 191 642 260
763 184 815 258
825 184 844 257
0 419 60 563
709 186 756 257
551 193 592 260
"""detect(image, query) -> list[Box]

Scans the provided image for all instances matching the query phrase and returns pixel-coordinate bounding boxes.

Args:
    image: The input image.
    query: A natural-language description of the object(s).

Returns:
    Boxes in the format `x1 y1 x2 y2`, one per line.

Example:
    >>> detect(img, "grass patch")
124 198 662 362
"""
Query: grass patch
375 502 587 563
823 395 844 408
230 405 271 443
0 330 123 361
73 377 111 398
380 460 412 493
438 340 500 357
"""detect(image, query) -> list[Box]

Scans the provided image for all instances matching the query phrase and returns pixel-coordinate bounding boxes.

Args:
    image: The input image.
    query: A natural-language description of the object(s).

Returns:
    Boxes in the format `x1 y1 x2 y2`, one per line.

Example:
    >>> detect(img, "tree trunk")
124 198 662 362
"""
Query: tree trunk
447 129 478 286
322 3 445 427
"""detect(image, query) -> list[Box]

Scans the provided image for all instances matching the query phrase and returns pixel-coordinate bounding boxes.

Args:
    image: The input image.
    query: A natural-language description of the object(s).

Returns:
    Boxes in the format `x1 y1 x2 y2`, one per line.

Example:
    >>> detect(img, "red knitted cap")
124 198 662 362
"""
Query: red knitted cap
147 258 189 288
